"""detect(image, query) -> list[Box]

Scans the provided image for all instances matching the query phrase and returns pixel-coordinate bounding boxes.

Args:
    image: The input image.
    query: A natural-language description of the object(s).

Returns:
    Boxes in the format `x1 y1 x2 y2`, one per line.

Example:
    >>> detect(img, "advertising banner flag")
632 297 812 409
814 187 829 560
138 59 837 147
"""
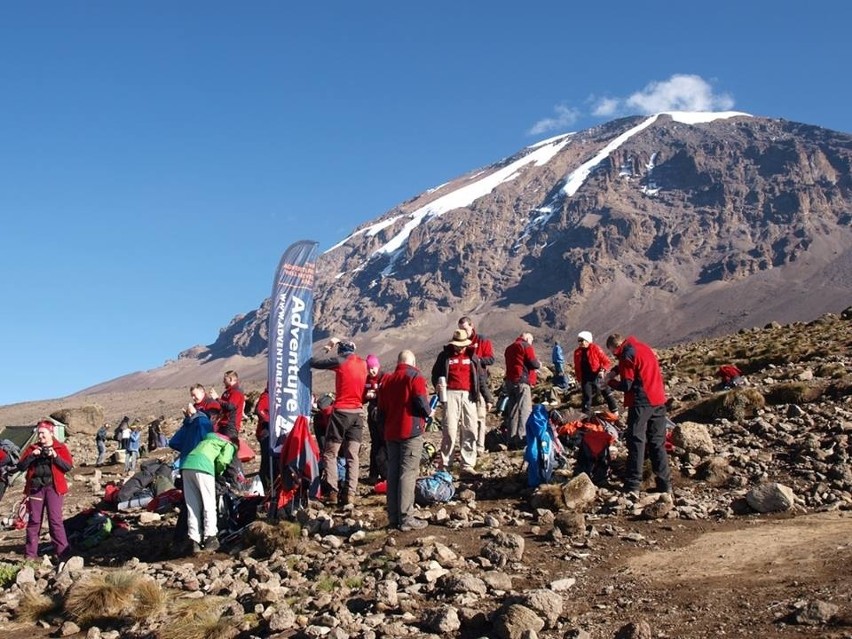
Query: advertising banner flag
267 240 318 454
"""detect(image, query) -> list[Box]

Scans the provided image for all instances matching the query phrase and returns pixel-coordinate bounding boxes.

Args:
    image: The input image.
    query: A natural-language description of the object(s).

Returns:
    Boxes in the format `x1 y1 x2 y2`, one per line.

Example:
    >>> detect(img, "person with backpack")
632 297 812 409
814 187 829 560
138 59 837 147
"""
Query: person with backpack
95 423 109 466
378 350 432 531
503 332 541 450
17 420 73 560
574 331 619 417
605 333 672 494
310 338 368 507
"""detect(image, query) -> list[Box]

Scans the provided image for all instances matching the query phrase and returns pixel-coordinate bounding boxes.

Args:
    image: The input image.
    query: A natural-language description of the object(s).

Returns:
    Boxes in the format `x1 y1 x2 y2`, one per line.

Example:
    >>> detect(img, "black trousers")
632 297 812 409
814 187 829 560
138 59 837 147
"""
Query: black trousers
624 405 671 491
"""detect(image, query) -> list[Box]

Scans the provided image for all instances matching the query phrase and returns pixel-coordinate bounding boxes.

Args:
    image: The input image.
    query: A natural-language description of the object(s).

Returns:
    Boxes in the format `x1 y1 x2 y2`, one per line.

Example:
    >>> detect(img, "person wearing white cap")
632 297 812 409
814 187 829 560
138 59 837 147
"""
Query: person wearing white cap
573 331 619 417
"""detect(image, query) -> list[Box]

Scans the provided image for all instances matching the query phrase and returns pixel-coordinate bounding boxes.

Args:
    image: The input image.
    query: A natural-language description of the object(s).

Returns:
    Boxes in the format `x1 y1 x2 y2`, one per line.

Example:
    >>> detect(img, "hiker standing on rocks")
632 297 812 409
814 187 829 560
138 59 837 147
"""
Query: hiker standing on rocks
309 338 368 506
124 425 141 474
605 333 672 493
17 420 73 560
190 383 221 421
379 350 432 531
574 331 619 417
254 384 272 491
503 332 541 449
432 329 481 474
181 431 237 553
95 423 109 466
458 316 495 454
210 370 245 441
364 354 387 483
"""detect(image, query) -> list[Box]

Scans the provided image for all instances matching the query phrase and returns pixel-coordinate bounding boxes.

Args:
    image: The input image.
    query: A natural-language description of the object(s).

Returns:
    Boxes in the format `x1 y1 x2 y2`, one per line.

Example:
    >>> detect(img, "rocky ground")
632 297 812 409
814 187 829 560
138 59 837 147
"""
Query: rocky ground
0 313 851 638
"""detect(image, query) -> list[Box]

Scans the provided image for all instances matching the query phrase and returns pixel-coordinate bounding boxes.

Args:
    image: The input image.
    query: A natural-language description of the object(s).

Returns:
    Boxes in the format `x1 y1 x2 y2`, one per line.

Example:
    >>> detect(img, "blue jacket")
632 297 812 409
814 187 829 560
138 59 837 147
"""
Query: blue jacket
169 412 213 468
126 430 141 452
552 343 565 366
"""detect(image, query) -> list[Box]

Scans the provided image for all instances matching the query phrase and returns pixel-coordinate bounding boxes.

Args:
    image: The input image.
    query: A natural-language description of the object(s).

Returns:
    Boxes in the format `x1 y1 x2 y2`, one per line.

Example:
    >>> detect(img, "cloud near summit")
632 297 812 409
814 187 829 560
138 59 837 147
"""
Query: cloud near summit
529 74 735 135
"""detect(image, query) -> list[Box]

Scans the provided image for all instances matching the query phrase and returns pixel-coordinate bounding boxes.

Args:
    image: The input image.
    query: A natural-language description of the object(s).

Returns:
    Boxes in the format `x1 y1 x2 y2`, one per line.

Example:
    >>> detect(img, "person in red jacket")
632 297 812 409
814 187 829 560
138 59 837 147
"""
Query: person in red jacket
255 386 272 491
605 333 672 494
190 384 221 422
310 338 368 506
364 354 387 482
17 420 73 559
210 371 245 440
503 332 541 449
378 350 432 531
431 329 481 473
458 316 495 453
573 331 619 416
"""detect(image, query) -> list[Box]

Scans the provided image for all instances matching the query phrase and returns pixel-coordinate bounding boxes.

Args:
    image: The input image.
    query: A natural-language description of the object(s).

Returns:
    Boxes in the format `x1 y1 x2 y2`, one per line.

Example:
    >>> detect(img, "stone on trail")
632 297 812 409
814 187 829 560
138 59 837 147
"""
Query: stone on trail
561 473 597 511
494 604 545 639
746 482 796 513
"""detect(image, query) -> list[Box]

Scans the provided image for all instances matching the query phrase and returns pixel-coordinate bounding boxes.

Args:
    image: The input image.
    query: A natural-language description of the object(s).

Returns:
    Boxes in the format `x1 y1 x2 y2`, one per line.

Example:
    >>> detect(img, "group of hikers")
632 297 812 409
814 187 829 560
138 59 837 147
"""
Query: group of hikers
4 318 675 559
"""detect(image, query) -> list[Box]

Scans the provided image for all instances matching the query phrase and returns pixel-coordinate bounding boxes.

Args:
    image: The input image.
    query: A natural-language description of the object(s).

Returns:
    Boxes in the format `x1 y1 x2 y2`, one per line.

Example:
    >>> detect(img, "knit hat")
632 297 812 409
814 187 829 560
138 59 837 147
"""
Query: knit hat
449 329 472 348
366 354 380 369
577 331 593 343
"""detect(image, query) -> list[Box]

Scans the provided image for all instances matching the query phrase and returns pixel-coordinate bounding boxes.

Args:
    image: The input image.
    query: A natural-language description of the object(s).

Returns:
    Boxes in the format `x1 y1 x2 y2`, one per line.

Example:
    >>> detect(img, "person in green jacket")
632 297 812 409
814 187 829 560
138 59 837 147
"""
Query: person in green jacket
181 431 236 553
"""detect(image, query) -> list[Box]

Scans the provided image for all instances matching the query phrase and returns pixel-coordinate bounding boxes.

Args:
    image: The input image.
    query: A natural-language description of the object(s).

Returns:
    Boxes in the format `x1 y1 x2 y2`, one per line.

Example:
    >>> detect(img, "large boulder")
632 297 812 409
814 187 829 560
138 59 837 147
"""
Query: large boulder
50 405 105 437
672 422 715 457
745 482 796 513
561 473 597 511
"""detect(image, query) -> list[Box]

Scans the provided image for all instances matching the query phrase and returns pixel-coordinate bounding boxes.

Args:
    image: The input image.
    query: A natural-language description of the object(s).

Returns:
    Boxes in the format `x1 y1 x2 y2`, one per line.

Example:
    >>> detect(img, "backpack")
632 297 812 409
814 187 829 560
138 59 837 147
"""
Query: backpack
0 439 21 466
524 404 557 488
414 470 456 505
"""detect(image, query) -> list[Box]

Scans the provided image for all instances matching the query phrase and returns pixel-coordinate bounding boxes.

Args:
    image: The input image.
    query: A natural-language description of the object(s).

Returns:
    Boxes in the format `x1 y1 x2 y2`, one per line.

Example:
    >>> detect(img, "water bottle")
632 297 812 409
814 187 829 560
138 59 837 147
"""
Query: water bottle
496 394 509 415
425 394 440 431
437 377 448 403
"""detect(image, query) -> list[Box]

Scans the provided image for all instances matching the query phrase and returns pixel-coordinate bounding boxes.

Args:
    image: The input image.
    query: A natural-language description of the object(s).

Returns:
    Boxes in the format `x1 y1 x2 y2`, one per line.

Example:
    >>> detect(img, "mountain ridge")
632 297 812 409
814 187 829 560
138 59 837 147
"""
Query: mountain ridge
57 112 852 396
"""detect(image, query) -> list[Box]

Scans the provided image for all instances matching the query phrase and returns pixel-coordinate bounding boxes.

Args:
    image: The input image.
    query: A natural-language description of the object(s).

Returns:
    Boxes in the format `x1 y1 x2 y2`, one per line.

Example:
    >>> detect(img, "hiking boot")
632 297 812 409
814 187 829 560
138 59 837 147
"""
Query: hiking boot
461 465 479 477
322 490 339 506
399 517 428 532
190 540 203 555
203 536 220 552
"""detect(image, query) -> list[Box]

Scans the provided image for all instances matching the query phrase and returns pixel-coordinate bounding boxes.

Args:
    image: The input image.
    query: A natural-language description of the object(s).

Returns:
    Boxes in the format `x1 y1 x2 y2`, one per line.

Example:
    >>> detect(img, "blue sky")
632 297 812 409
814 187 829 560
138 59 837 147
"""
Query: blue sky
1 1 850 405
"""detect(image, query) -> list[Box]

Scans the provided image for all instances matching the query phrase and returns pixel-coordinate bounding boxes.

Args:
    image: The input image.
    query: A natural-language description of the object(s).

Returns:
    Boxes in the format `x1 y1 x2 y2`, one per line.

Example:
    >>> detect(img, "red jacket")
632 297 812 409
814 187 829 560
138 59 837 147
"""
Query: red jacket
364 371 385 404
504 337 541 385
195 396 222 421
608 336 666 407
469 330 495 368
255 388 270 441
379 363 431 441
216 385 245 436
19 441 73 495
310 353 368 410
573 342 612 384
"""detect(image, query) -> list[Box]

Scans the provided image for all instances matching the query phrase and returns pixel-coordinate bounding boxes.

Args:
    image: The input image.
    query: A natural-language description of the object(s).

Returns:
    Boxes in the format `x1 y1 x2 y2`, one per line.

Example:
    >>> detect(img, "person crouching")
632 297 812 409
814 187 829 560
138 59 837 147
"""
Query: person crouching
180 431 236 553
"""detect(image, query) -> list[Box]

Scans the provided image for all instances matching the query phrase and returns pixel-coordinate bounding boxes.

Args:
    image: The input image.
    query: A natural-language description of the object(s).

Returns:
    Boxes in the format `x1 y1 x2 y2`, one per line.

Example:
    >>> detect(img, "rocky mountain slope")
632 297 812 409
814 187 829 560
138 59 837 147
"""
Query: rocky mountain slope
65 112 852 395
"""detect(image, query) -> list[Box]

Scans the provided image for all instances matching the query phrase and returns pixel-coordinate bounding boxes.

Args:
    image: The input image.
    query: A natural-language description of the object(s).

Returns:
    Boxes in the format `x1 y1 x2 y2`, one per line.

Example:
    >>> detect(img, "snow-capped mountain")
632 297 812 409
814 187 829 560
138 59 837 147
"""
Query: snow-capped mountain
182 112 852 377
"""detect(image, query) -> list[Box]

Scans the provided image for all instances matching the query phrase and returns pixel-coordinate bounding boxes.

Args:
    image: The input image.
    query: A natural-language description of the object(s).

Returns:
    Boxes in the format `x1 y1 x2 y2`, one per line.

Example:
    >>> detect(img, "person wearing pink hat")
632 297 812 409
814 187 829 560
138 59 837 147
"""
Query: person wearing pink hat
16 420 74 560
364 354 387 482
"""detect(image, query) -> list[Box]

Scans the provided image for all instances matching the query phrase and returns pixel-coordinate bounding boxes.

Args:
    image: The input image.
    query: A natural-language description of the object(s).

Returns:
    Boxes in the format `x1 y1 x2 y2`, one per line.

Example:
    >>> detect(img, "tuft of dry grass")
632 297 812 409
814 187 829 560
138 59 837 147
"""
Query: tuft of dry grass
241 519 303 557
64 569 164 625
159 596 240 639
15 588 63 623
763 382 827 405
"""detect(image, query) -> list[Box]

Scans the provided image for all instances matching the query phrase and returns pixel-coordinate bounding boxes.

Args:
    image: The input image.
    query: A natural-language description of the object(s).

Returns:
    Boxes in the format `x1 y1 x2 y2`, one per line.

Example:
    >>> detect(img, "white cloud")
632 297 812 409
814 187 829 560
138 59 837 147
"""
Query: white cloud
592 97 619 117
528 104 581 135
626 74 734 113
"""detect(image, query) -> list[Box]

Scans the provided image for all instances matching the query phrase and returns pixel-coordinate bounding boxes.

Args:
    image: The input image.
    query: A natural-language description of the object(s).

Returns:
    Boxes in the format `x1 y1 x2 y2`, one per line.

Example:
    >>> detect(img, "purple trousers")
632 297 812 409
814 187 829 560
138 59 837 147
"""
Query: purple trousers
25 485 69 559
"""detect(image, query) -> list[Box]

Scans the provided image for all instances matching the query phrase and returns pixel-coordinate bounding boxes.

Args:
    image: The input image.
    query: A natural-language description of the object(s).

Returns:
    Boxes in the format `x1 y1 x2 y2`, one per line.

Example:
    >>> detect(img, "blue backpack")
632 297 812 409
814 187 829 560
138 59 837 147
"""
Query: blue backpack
524 404 557 487
414 470 456 505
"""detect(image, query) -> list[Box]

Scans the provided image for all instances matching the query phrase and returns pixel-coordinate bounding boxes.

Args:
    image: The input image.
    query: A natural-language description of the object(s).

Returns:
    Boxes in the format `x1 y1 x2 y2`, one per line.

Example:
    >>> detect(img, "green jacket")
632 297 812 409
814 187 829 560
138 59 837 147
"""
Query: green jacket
181 432 236 477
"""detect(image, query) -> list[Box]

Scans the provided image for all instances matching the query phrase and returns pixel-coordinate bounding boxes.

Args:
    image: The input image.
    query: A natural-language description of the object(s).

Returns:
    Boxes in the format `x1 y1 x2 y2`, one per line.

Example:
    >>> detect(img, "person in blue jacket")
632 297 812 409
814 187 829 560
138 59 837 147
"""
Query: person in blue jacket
169 401 214 468
124 427 141 474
